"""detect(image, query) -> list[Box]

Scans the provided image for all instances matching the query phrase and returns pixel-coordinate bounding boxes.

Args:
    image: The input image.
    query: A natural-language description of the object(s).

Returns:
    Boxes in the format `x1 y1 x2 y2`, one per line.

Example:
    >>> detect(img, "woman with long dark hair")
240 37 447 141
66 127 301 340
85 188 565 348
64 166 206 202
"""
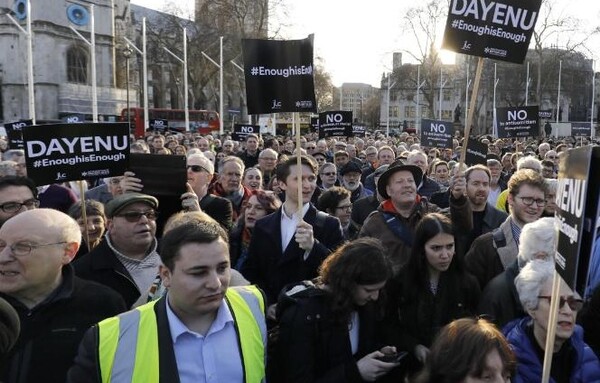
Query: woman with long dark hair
385 212 481 377
230 189 280 270
273 238 401 382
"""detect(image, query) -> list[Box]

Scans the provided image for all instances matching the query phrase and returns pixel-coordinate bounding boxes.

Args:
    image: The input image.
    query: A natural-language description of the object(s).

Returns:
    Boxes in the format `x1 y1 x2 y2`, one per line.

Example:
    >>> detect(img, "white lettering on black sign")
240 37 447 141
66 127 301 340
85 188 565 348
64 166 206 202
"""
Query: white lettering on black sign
450 0 538 30
26 136 128 158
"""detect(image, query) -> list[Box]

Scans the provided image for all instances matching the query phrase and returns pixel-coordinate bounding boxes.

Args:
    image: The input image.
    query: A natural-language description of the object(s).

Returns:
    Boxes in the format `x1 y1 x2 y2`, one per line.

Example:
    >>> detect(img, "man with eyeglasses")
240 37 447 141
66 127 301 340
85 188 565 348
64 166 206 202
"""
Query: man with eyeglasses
0 208 126 383
74 193 161 308
0 176 39 228
181 154 233 231
465 169 548 290
257 148 278 188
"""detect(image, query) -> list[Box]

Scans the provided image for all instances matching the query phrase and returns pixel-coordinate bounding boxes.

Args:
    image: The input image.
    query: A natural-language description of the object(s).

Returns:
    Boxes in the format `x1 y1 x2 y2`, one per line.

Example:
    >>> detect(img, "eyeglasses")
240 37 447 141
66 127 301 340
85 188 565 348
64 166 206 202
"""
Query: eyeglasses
321 172 336 177
116 210 158 222
0 241 67 257
0 199 40 213
516 196 546 207
109 178 122 185
187 165 209 173
336 205 352 211
538 295 583 311
306 146 316 150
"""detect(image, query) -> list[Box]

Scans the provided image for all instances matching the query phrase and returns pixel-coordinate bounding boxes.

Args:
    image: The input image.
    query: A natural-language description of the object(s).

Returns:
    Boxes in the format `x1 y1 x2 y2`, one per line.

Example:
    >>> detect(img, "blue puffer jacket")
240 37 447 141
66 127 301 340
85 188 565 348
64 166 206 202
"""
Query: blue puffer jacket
504 317 600 383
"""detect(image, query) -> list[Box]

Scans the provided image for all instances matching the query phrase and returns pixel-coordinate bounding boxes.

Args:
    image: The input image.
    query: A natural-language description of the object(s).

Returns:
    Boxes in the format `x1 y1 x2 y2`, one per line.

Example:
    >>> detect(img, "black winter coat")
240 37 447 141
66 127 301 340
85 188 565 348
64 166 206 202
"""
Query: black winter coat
275 290 390 383
0 266 126 383
385 268 481 354
478 259 525 329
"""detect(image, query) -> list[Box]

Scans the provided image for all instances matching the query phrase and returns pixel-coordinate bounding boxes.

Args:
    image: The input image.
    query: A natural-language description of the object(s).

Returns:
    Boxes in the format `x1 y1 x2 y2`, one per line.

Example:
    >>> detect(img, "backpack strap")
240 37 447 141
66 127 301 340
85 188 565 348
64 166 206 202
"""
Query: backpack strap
492 227 506 249
382 212 413 247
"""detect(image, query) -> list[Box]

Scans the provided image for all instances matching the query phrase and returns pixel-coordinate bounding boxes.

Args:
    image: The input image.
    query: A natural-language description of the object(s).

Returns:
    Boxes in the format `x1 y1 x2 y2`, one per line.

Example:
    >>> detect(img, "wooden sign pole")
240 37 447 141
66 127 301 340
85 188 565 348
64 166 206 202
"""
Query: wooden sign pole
459 57 485 168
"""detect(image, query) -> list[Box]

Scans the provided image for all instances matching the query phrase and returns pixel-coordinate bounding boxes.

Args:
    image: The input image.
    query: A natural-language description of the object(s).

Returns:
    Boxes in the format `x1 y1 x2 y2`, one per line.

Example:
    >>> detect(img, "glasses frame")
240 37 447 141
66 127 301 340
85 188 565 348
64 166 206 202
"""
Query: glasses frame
0 241 67 257
516 196 546 207
537 295 583 311
0 199 40 213
115 210 159 222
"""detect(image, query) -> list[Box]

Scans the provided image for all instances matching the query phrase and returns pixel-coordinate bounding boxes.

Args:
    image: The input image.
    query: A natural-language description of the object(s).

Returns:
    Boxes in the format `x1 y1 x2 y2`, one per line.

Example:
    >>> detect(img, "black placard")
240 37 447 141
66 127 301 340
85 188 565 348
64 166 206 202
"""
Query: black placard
150 119 169 131
4 119 33 150
242 35 317 115
555 146 600 297
22 123 129 185
571 122 591 138
62 114 85 124
539 109 553 119
310 117 319 133
128 153 187 197
441 0 542 64
465 139 488 166
420 119 453 149
232 124 259 141
318 111 353 139
352 125 366 137
496 106 539 138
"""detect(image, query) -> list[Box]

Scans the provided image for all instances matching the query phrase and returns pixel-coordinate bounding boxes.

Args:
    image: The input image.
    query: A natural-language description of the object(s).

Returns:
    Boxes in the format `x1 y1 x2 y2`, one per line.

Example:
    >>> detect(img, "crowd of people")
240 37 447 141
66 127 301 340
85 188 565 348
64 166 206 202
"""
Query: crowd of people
0 129 599 382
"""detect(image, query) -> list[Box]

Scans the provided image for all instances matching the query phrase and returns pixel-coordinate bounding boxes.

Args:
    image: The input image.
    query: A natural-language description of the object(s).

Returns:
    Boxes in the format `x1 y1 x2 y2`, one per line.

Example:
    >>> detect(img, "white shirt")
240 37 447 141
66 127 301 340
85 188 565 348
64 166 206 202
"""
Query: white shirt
280 203 310 252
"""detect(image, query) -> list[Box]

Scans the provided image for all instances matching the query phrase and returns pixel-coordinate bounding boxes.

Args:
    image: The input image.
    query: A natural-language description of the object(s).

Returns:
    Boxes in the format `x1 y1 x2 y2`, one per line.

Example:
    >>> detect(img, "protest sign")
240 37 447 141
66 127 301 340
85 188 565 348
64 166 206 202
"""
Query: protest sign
420 119 453 149
4 120 32 150
232 124 259 141
61 114 85 124
318 111 352 139
149 119 169 131
352 125 366 137
495 106 539 138
243 35 316 115
128 153 186 197
22 123 129 185
310 117 319 133
539 109 553 119
571 122 592 137
554 146 600 297
464 139 488 166
441 0 542 64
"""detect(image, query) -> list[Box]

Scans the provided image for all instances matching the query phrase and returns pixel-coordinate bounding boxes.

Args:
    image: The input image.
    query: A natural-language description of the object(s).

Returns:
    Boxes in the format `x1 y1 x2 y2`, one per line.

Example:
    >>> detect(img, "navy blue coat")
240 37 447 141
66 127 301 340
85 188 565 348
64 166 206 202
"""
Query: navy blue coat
241 204 344 303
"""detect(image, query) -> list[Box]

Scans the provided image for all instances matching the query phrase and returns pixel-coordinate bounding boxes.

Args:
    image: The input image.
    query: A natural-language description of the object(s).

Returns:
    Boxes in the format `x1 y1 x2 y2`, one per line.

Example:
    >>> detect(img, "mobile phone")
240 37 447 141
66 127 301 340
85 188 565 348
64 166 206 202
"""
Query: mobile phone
377 351 408 363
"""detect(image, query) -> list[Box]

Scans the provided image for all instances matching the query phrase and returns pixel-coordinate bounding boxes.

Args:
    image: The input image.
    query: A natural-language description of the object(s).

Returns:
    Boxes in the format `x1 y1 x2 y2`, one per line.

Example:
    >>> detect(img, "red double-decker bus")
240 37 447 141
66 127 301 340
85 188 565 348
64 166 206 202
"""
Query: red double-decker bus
121 107 220 138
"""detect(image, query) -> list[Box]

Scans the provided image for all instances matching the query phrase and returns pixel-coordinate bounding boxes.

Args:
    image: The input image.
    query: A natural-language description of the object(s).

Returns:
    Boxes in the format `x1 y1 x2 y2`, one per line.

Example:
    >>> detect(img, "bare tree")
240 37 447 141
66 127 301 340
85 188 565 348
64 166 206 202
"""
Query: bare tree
313 57 334 112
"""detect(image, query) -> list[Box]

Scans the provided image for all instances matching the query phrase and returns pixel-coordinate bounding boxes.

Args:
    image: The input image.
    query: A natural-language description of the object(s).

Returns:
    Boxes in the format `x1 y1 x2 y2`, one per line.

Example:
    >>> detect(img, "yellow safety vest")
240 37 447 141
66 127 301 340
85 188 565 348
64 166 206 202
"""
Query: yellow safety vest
97 285 266 383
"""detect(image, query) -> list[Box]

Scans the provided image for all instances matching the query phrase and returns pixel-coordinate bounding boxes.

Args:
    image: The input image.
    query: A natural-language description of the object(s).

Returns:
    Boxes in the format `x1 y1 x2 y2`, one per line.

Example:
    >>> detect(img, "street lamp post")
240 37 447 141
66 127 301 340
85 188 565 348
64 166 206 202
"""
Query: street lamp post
123 46 133 131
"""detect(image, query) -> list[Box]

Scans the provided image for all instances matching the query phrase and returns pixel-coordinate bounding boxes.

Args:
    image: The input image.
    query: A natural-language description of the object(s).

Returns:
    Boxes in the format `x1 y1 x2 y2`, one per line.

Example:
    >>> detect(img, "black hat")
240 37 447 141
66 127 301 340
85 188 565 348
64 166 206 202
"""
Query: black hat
340 162 362 176
377 163 423 200
311 151 327 159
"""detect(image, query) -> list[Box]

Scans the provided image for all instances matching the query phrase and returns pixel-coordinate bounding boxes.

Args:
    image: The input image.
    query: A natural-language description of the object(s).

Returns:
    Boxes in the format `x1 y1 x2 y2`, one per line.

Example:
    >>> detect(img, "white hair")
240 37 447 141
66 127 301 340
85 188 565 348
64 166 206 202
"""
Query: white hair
515 259 554 311
187 148 204 156
188 153 214 174
517 156 542 172
517 217 557 268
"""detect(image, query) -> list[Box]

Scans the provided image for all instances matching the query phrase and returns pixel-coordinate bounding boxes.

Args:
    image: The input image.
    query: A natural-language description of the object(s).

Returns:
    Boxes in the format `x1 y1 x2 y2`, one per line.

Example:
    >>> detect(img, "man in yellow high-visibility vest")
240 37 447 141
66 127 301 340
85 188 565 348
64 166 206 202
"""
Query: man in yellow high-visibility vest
67 219 267 383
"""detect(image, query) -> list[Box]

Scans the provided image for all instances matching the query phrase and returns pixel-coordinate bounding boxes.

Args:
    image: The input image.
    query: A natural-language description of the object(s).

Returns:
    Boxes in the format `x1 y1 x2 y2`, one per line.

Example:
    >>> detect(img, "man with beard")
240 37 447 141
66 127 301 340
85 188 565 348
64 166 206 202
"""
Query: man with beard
465 169 547 290
0 176 38 228
339 162 372 203
460 165 507 252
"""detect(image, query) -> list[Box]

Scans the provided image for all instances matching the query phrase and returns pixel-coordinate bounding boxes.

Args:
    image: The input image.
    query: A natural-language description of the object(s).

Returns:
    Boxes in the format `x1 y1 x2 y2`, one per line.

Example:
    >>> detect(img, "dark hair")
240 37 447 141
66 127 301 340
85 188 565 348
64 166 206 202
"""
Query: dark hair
415 318 516 383
405 213 459 287
160 220 229 270
249 189 281 214
276 155 317 184
0 176 38 198
465 164 491 183
245 133 259 141
317 186 350 215
318 238 391 323
264 138 279 149
67 200 105 220
541 159 554 168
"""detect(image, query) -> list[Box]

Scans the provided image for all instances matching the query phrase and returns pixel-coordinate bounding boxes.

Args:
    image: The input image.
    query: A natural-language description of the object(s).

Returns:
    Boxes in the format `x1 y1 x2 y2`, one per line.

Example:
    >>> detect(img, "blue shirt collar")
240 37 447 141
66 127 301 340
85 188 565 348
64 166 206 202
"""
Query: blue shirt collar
165 293 233 341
